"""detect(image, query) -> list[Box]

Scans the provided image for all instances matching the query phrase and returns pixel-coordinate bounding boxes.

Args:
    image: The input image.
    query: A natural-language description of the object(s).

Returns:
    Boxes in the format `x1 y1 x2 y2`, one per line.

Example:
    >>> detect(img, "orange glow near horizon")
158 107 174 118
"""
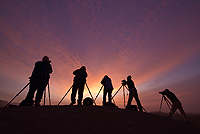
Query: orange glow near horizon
0 0 200 113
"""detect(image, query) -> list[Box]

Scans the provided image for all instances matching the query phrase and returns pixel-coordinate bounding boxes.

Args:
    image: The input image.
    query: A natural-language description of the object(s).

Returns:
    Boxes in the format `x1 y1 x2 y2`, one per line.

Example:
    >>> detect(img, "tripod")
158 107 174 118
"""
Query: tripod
111 85 128 108
159 95 179 116
94 85 116 104
58 83 96 106
5 82 30 107
5 81 51 107
112 84 147 112
94 86 103 101
43 82 51 106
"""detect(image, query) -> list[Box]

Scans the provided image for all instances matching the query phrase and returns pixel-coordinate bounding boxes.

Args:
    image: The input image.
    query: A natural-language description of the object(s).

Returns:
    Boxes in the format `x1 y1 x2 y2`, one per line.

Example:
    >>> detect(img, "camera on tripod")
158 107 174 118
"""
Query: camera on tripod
45 60 51 64
121 79 126 86
159 91 164 95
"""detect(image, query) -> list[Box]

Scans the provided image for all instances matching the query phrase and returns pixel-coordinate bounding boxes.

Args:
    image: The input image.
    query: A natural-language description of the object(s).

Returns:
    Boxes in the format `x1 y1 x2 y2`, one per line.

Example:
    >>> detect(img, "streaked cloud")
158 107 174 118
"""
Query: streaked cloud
0 0 200 112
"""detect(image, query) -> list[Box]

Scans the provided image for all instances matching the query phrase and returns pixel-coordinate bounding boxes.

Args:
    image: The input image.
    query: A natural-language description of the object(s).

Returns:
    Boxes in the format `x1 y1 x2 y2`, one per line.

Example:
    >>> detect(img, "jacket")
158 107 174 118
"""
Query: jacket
73 69 87 83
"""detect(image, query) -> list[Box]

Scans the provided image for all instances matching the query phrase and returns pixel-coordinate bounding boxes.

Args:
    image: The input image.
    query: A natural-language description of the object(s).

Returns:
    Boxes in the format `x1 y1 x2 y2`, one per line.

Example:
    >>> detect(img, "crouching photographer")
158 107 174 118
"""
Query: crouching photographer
159 89 189 123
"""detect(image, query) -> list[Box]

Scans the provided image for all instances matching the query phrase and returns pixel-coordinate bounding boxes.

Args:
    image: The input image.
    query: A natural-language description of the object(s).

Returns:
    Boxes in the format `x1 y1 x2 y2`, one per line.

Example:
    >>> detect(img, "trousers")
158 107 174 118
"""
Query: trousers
25 79 48 102
127 88 143 112
103 88 112 106
168 101 188 122
71 82 85 103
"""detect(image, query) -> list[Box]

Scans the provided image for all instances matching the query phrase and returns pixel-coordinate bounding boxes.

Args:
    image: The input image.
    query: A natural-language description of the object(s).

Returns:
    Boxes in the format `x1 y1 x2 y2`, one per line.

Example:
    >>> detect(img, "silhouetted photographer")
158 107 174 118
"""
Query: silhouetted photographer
101 75 114 106
123 75 143 112
159 89 189 123
70 66 87 105
20 56 53 106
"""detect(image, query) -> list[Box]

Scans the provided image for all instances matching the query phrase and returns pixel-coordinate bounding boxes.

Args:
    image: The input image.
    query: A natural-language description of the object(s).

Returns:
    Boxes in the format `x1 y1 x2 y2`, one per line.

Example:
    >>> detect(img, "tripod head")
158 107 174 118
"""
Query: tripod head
121 79 126 86
159 92 168 101
159 91 165 96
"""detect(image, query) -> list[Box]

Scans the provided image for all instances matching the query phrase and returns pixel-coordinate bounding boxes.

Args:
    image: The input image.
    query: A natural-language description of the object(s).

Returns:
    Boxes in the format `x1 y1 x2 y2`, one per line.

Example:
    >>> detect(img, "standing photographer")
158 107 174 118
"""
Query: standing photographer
123 75 143 112
101 75 113 106
20 56 53 106
159 89 189 123
70 66 87 105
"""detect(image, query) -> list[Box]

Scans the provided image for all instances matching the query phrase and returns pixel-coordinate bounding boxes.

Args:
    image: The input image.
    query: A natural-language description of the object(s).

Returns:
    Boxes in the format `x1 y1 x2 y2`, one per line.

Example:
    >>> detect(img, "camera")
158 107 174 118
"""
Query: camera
45 60 51 64
121 79 126 86
159 91 164 95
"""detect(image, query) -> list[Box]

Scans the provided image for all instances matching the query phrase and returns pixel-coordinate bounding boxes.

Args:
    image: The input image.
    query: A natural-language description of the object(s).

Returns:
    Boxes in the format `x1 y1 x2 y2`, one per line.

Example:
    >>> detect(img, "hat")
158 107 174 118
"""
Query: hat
42 56 50 62
165 89 169 92
80 66 86 71
127 75 132 79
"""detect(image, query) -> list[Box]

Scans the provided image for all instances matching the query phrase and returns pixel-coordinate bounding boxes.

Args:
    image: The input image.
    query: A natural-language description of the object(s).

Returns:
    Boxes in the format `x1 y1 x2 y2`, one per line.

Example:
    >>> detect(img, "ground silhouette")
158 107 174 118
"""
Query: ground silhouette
0 106 199 134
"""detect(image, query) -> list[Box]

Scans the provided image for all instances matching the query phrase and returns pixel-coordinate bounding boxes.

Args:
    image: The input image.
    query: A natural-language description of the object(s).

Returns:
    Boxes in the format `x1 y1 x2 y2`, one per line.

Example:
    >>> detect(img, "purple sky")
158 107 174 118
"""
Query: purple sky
0 0 200 113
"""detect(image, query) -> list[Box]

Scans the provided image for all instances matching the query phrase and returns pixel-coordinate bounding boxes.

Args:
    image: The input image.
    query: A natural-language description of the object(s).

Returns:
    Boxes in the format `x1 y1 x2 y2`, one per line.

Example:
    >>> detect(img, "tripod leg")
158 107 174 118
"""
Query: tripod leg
86 83 96 105
142 106 148 113
44 88 46 106
125 85 129 91
112 98 116 104
163 96 175 118
111 85 123 100
58 86 73 106
94 86 103 101
5 82 30 107
164 96 171 109
159 96 164 114
123 86 125 108
165 97 172 106
48 83 51 106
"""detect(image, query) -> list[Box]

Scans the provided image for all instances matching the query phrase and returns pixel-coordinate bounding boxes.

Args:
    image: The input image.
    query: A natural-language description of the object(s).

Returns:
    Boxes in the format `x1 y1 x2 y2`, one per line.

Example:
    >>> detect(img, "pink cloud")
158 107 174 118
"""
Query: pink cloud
0 0 200 112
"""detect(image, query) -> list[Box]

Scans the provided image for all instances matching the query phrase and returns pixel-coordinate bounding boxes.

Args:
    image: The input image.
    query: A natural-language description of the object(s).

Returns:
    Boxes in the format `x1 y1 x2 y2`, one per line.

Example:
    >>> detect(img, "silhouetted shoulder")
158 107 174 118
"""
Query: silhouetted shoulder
73 69 79 75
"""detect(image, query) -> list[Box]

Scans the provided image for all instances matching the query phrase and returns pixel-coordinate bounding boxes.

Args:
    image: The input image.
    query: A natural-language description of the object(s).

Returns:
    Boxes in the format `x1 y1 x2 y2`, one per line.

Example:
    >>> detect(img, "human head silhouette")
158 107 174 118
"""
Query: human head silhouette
164 89 170 92
127 75 132 80
42 56 51 63
80 66 86 71
104 75 108 78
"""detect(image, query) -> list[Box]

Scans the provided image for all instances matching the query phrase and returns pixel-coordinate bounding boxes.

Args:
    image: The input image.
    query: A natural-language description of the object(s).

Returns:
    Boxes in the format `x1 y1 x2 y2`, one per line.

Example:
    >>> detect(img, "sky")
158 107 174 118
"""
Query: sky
0 0 200 113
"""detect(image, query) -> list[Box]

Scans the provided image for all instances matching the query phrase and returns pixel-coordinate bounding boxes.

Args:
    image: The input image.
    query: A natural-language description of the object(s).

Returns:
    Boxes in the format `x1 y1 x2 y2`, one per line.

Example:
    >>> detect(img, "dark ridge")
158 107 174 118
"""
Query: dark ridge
0 106 199 134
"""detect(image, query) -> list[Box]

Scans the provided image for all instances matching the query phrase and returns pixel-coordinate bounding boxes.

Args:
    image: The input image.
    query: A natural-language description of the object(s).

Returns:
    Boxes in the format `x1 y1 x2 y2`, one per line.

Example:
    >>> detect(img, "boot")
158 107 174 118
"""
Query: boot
70 101 76 105
19 100 34 106
34 100 40 107
77 101 82 105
